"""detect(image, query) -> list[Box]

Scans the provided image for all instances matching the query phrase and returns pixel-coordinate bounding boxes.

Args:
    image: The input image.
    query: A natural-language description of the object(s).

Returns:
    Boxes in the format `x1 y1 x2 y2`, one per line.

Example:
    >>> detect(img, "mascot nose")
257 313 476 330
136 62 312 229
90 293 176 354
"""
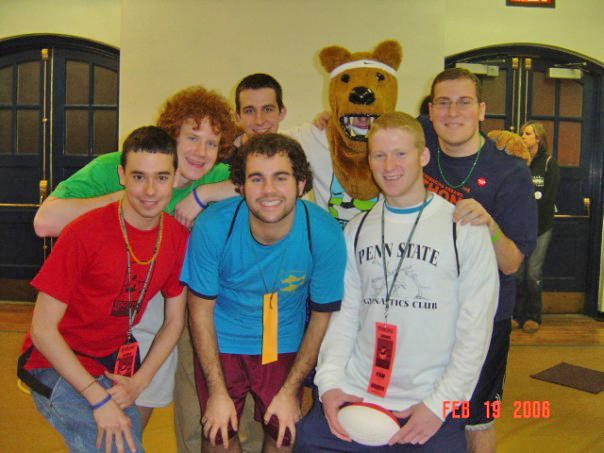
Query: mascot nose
349 87 375 105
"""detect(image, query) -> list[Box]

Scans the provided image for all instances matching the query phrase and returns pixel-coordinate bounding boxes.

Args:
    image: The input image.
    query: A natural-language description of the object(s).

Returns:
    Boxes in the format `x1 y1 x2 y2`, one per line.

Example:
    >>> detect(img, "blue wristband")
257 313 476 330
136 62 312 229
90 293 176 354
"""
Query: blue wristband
90 394 111 411
192 187 208 209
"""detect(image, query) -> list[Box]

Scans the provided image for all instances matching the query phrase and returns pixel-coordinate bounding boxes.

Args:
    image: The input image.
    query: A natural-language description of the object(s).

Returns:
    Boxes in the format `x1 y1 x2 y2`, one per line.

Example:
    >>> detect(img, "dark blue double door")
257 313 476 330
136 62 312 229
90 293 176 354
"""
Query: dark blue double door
0 36 119 280
448 45 604 316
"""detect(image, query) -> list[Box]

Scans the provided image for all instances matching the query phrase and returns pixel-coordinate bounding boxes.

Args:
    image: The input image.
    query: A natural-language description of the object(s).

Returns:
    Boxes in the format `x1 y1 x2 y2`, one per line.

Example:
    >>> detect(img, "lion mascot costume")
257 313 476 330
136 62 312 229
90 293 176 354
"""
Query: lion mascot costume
289 40 402 227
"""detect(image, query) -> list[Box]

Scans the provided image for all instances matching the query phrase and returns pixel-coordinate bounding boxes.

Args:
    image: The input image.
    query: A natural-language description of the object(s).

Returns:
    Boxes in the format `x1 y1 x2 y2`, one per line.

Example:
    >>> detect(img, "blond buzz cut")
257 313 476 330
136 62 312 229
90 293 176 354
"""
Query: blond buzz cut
367 112 426 151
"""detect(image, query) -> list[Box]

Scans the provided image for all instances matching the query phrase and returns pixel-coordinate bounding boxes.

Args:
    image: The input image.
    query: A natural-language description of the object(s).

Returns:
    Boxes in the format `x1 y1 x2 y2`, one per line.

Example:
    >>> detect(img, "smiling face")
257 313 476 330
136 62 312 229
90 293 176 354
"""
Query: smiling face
240 152 305 244
429 78 486 157
236 88 286 142
118 151 175 230
368 127 429 208
174 117 221 187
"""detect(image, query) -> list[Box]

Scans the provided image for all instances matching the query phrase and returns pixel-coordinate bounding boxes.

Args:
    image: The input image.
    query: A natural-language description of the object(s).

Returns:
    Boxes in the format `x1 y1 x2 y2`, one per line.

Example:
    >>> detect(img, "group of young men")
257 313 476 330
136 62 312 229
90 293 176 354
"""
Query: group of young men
20 67 536 453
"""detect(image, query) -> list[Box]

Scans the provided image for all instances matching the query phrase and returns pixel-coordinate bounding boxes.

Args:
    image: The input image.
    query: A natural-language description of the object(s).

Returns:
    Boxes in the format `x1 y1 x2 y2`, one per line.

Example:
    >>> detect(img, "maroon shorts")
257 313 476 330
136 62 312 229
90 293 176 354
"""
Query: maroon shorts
194 352 303 446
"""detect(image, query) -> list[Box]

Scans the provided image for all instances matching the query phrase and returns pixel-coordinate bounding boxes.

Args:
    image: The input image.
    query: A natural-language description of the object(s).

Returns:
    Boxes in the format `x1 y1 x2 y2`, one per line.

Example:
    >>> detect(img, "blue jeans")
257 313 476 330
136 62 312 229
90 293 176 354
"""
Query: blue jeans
514 229 552 325
30 368 143 453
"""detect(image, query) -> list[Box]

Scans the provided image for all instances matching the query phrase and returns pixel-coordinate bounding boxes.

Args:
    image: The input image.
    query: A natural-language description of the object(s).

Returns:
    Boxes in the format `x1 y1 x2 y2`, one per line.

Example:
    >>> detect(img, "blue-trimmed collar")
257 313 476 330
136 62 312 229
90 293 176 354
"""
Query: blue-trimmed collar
384 195 434 214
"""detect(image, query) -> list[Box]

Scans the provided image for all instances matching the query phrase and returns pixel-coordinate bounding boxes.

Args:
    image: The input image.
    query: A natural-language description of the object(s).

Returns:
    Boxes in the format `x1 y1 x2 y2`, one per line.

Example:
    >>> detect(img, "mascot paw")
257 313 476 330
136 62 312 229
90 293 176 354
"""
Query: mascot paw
487 130 531 165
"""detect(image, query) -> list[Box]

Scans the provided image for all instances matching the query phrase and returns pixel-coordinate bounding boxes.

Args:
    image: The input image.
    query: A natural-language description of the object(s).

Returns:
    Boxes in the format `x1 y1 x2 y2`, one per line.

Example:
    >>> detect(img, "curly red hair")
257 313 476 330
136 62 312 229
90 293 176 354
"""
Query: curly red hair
156 86 240 160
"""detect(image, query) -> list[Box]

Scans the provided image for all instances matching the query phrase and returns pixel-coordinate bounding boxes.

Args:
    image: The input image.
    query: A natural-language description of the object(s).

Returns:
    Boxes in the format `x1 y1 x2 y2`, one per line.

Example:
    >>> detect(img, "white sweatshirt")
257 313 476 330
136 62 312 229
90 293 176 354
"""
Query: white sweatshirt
314 195 499 420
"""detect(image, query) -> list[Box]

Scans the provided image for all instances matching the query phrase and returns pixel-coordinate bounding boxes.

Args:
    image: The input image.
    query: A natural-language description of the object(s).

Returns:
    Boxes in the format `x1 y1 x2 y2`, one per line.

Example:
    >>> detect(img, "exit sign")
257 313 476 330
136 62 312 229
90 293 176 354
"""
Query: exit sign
507 0 555 7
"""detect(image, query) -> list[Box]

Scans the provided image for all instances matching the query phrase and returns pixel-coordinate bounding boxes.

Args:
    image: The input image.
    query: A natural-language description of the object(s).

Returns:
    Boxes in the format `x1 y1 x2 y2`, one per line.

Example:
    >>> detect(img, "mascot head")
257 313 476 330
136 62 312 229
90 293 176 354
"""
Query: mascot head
320 40 402 152
319 40 402 200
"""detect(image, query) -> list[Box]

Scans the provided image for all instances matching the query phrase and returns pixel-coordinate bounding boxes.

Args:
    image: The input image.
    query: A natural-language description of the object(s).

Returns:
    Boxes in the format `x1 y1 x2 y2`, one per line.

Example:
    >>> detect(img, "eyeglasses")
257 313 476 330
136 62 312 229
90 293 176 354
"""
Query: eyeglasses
432 97 479 111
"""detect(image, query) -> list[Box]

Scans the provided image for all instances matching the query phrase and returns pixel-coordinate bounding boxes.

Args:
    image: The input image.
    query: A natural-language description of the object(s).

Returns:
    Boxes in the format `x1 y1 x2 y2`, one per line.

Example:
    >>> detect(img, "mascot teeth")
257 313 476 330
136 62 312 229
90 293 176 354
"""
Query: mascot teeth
339 115 378 141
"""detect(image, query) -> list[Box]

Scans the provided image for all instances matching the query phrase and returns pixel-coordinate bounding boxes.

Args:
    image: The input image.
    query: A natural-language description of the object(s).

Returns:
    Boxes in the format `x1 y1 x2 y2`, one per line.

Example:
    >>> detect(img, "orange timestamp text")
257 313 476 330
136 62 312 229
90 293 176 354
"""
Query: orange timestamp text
443 400 551 419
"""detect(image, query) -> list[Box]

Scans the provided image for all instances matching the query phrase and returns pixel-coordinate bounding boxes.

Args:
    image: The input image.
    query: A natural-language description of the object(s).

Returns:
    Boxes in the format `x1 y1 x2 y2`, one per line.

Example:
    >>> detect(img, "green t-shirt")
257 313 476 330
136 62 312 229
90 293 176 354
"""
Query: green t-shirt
51 151 230 215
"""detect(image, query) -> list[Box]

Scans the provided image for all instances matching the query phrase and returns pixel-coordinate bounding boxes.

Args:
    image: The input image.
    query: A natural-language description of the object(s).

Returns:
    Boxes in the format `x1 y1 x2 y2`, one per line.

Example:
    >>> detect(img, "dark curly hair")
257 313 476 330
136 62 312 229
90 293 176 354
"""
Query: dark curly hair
230 133 313 195
121 126 177 169
156 86 239 160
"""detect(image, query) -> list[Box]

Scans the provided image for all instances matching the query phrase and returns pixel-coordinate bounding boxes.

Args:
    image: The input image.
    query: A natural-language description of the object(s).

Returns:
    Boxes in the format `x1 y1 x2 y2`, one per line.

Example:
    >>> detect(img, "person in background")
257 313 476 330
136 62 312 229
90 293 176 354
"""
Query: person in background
514 121 560 333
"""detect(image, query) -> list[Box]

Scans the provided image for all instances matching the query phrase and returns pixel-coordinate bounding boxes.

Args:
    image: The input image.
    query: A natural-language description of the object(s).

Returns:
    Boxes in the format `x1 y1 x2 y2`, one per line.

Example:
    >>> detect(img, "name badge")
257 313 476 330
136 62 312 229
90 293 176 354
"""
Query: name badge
367 323 397 398
114 341 138 377
262 292 278 365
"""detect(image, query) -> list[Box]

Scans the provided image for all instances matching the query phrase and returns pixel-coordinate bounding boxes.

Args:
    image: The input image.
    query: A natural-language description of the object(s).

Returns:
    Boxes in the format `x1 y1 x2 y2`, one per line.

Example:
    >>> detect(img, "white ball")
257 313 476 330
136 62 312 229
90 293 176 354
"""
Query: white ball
337 402 400 447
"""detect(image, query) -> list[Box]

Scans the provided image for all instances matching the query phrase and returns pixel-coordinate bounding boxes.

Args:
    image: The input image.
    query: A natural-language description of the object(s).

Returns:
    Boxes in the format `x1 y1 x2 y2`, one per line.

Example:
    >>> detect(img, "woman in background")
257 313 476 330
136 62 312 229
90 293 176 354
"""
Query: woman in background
514 121 560 333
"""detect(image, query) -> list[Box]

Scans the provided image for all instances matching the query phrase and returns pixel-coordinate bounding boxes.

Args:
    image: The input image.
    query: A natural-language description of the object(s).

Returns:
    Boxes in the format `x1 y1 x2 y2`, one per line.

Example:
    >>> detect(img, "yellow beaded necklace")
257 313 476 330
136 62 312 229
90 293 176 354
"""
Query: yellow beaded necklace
118 198 164 266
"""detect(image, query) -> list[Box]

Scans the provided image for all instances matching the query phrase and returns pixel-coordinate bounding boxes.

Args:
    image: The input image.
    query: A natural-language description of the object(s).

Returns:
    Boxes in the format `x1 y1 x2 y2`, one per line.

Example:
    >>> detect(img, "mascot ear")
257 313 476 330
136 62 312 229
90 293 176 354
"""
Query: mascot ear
371 40 402 71
320 45 352 73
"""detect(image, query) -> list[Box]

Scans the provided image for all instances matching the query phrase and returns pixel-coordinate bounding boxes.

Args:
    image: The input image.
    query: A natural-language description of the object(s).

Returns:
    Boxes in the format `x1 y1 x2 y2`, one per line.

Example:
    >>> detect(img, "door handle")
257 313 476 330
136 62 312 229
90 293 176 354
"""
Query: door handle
554 197 590 219
0 202 40 208
0 203 40 208
39 179 48 203
0 180 48 208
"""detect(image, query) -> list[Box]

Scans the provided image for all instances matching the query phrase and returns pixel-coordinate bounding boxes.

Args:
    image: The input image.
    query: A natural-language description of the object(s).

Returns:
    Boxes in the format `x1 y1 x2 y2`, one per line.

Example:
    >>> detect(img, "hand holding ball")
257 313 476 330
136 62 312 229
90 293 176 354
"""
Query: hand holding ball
337 402 400 446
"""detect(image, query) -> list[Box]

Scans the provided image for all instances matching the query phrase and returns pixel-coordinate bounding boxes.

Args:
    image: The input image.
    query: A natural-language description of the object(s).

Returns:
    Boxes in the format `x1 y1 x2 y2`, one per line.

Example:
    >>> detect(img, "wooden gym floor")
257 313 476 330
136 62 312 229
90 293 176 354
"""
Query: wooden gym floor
1 301 603 453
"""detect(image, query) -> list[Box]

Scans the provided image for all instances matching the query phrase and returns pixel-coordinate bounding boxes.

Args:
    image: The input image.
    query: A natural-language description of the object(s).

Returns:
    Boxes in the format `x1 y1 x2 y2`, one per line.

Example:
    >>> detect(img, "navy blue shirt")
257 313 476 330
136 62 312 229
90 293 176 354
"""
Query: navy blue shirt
419 116 537 321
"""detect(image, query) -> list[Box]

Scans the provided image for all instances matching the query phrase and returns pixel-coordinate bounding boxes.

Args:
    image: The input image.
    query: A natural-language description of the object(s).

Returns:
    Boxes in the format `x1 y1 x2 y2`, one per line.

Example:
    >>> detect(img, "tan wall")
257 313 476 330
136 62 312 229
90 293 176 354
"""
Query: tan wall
1 0 603 137
445 0 604 63
0 0 604 133
118 0 445 137
0 0 120 48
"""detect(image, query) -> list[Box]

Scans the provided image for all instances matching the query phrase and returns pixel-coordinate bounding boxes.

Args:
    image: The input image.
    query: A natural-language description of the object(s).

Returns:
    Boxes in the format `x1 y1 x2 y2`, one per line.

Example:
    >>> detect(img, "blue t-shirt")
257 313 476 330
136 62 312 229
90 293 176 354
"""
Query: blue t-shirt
180 196 346 354
419 116 537 321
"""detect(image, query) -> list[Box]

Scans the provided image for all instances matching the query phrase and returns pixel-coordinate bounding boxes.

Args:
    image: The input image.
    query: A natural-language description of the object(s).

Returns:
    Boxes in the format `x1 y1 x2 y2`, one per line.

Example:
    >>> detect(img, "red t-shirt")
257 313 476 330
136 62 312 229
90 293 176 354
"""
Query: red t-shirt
22 202 189 375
